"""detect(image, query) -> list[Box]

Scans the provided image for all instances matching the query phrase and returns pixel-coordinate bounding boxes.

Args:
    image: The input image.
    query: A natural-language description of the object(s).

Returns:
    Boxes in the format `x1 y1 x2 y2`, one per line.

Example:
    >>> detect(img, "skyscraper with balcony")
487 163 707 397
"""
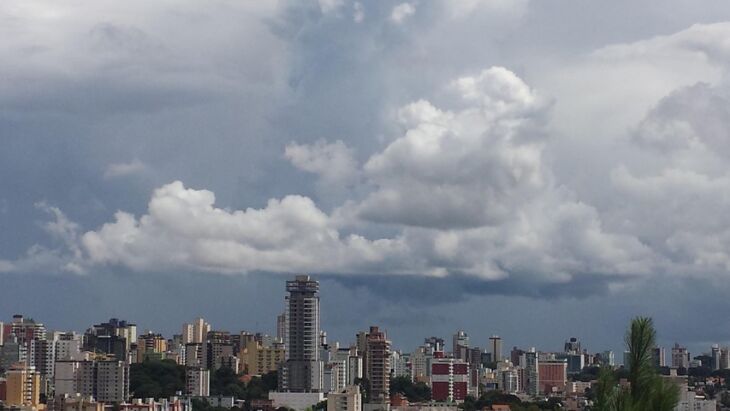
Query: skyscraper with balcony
365 326 391 404
279 275 322 392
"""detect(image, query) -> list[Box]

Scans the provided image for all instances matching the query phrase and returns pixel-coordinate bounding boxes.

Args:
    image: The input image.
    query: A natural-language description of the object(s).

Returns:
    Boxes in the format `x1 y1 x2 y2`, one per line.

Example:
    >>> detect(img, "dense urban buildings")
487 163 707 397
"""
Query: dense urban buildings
0 275 725 411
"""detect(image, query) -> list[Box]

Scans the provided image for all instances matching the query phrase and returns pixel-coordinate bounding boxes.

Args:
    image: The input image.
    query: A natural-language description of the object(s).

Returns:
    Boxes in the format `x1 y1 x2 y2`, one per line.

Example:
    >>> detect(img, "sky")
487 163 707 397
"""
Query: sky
3 0 730 360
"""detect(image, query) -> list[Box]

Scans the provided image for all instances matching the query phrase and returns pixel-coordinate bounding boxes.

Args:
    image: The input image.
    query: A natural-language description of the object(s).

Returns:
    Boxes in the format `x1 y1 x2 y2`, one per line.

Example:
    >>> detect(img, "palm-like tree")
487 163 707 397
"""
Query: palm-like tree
593 317 679 411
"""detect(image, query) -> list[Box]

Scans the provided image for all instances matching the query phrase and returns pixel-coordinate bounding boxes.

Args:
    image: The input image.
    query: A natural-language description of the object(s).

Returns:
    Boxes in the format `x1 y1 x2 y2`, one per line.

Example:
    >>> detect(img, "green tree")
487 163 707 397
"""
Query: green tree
130 360 186 399
593 317 679 411
389 376 431 402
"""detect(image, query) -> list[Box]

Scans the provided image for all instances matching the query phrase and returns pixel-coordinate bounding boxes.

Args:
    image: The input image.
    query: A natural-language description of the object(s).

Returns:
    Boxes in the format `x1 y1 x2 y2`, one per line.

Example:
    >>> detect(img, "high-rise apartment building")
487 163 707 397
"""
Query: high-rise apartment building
0 335 27 371
277 313 287 345
452 331 469 362
279 275 322 393
184 343 208 369
83 319 136 361
5 363 41 407
671 344 689 369
488 336 502 363
185 368 210 397
524 349 539 396
182 318 210 345
365 326 391 404
243 339 285 375
431 353 469 403
652 346 667 368
54 359 130 403
711 345 721 371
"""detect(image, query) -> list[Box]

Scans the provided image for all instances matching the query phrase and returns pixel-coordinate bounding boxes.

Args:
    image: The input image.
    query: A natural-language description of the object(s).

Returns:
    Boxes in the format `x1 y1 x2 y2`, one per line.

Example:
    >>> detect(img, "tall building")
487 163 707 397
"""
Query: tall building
488 336 502 363
184 343 208 369
4 315 46 348
244 339 286 376
54 359 130 403
564 337 581 353
185 368 210 397
524 349 539 397
279 275 322 393
136 332 168 362
431 353 469 403
277 313 287 344
0 335 27 370
5 363 41 407
182 318 210 345
671 344 689 369
452 331 469 362
650 346 666 368
538 359 567 394
365 326 391 404
83 319 136 361
720 347 730 370
711 345 721 371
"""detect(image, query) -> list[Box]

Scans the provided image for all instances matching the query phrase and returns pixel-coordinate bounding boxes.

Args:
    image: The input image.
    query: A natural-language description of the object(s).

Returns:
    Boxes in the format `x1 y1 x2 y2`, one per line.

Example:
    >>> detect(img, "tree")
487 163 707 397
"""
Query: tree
592 317 679 411
389 376 431 402
130 359 186 399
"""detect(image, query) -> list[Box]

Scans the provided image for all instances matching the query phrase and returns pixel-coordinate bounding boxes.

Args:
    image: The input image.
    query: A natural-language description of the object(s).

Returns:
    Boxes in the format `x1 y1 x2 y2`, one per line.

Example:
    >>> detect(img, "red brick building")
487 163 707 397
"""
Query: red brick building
431 352 469 403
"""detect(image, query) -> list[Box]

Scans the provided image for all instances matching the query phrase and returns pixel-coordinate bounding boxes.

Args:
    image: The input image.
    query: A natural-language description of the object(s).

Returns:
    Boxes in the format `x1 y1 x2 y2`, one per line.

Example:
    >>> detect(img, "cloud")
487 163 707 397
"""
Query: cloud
284 140 359 187
103 158 147 179
353 2 365 23
357 67 550 229
62 68 658 292
319 0 344 14
390 3 416 24
79 181 410 275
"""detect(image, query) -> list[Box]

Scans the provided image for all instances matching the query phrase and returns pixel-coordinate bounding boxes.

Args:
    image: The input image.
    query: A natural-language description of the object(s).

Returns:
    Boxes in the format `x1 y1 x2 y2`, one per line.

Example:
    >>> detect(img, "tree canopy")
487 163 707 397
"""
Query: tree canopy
593 317 679 411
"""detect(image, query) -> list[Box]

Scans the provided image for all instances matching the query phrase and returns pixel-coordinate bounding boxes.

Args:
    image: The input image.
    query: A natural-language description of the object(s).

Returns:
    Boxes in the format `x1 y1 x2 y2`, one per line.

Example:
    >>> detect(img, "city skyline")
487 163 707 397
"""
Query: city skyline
5 0 730 382
0 273 719 364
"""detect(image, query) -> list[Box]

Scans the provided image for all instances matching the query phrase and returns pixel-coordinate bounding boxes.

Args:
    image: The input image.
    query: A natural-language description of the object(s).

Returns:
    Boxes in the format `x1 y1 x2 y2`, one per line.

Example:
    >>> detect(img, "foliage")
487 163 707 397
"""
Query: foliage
572 366 602 382
389 376 431 402
460 390 560 411
130 359 186 399
591 317 679 411
210 367 278 401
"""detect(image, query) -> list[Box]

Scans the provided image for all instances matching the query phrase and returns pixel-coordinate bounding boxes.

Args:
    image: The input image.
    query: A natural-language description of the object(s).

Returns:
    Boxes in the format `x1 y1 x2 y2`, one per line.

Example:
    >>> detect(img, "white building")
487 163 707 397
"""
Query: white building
675 385 716 411
327 385 361 411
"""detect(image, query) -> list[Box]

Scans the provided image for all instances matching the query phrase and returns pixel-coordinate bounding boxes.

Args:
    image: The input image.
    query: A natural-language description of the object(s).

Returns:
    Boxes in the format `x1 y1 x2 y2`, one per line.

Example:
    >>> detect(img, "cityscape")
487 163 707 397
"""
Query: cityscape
5 1 730 411
0 276 728 411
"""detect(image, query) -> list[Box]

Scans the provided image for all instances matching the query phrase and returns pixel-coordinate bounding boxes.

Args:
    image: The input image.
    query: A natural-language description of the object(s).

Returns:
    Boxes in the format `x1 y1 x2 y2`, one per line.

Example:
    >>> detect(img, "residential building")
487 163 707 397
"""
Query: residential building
327 385 361 411
5 363 41 407
185 367 210 397
182 318 210 345
671 344 689 369
53 359 130 403
279 275 323 393
365 326 391 404
431 353 468 403
452 331 468 362
244 339 285 375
